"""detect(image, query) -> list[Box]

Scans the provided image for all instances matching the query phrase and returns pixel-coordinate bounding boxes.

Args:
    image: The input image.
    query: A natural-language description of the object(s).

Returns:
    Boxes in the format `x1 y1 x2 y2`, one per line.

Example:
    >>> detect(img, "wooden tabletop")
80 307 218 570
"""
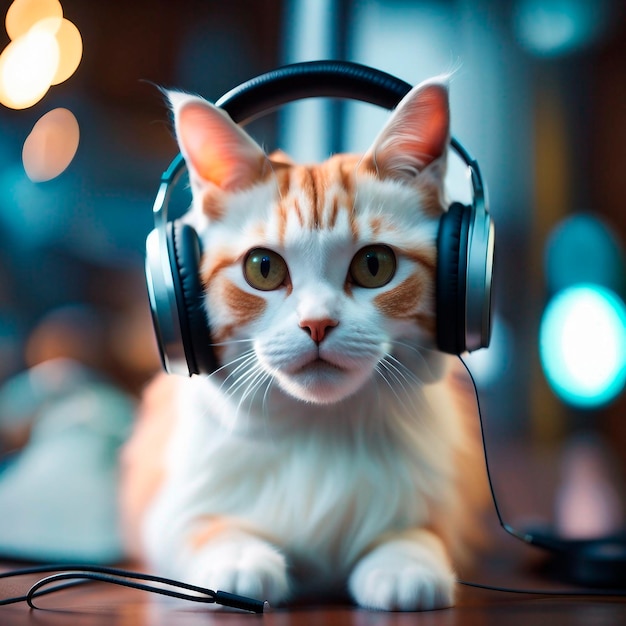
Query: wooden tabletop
2 548 626 626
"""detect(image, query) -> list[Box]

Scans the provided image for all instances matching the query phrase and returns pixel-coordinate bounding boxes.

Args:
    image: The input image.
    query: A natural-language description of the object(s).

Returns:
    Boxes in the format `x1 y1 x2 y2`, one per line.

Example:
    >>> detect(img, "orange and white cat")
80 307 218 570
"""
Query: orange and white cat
121 77 486 611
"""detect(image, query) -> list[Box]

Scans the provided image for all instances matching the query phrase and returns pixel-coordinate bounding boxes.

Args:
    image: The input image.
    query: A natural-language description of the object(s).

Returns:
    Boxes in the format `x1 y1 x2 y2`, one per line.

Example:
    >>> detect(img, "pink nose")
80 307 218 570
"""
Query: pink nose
299 318 338 344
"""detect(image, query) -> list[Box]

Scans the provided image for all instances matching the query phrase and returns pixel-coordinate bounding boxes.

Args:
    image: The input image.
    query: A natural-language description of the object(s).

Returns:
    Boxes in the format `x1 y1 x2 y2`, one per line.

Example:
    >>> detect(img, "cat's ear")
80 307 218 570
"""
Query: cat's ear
166 90 267 191
363 78 450 182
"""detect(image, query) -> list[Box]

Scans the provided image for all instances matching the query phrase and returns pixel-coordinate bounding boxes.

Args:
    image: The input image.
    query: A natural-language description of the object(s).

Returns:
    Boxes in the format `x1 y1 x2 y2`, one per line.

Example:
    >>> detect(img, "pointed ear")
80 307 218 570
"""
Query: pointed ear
364 78 450 181
166 90 267 191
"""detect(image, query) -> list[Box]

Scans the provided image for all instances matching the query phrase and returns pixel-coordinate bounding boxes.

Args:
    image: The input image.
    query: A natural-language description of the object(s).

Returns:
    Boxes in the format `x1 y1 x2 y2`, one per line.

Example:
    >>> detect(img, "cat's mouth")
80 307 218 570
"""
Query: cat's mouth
278 356 358 405
270 350 374 404
280 348 350 377
292 356 346 376
296 357 346 374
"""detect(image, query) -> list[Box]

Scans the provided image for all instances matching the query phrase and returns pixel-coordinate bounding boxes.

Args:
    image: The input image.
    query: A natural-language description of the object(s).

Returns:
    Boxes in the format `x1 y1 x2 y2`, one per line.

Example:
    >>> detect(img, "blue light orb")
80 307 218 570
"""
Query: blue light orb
513 0 612 57
540 285 626 408
545 213 623 295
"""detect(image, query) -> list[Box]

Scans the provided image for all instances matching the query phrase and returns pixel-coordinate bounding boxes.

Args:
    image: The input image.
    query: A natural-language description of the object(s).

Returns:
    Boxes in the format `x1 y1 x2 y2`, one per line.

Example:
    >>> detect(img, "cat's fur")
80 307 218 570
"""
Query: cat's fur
120 77 487 611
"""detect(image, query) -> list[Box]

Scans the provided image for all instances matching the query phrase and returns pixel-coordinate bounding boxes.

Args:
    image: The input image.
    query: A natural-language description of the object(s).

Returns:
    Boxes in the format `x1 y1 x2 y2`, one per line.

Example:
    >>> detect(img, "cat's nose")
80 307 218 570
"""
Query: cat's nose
299 318 338 344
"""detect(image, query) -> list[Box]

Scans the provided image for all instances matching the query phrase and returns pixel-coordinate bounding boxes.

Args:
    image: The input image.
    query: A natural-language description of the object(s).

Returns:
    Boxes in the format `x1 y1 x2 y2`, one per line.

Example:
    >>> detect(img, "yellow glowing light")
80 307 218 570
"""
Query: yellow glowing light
5 0 63 41
22 107 79 182
30 15 63 35
0 26 59 109
50 18 82 85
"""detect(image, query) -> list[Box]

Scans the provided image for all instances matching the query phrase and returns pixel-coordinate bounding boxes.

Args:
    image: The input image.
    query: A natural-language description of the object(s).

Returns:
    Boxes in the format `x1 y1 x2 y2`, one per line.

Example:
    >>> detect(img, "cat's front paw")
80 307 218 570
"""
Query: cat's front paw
190 535 289 607
348 539 455 611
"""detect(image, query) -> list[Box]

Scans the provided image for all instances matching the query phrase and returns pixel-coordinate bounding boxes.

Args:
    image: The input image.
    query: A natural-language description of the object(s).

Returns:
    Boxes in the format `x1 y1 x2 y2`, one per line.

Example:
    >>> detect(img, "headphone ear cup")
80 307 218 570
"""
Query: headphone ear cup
169 222 218 375
436 202 471 354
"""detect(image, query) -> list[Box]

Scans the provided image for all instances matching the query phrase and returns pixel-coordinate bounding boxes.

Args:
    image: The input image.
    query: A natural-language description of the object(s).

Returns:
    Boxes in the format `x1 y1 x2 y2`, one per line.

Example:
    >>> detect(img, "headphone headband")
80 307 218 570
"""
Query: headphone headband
217 60 421 123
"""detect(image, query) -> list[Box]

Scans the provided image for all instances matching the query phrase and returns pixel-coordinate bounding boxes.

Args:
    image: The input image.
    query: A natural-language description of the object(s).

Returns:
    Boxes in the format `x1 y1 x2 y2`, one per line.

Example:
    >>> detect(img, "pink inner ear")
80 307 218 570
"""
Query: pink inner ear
177 102 265 191
368 82 450 176
408 85 449 163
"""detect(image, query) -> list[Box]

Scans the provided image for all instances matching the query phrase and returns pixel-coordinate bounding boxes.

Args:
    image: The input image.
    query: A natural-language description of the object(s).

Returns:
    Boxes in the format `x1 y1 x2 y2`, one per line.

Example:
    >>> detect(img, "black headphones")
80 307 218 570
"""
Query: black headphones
145 60 495 376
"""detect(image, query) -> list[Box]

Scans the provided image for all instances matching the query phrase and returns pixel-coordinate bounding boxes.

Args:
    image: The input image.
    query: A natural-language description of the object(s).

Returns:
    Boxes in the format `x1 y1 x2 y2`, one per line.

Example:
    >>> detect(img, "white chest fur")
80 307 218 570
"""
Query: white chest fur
143 371 458 582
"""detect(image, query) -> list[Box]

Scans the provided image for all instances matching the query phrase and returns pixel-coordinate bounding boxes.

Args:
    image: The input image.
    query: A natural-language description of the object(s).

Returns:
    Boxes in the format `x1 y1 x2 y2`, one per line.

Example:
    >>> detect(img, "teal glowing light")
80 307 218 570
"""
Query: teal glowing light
513 0 611 57
540 285 626 408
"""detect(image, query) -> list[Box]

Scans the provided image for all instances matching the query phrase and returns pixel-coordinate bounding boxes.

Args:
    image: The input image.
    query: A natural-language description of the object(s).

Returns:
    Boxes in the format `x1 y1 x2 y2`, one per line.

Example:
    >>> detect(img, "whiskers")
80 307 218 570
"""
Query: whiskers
389 339 441 381
374 345 435 419
375 356 418 416
207 341 274 431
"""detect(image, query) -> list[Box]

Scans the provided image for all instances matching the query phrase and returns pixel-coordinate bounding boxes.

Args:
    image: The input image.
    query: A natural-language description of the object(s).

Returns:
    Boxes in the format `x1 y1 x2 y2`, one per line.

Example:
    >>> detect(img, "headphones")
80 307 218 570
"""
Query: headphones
145 60 495 376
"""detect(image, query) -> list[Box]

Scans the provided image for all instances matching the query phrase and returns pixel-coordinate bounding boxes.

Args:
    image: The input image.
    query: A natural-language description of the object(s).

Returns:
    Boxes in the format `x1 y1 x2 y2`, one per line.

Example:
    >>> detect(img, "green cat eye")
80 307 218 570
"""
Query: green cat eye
349 245 396 288
244 248 288 291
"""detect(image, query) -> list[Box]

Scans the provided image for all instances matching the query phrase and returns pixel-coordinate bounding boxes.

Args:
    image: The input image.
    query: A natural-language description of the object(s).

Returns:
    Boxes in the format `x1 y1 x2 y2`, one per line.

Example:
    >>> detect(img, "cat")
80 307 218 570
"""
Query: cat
120 76 487 611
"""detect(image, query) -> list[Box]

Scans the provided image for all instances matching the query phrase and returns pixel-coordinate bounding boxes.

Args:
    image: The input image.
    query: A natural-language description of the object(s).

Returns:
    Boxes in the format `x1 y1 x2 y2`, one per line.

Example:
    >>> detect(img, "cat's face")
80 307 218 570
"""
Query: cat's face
168 79 450 405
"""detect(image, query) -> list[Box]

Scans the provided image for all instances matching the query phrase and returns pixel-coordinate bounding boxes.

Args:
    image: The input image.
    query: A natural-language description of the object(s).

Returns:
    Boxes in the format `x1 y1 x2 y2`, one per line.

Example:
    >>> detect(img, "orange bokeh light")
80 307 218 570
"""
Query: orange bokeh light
22 107 80 182
51 18 82 85
5 0 62 41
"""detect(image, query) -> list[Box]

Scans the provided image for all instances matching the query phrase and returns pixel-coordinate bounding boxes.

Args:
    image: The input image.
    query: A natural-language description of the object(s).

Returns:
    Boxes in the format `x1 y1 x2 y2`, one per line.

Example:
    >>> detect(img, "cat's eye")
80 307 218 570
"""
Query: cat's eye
244 248 289 291
349 245 396 288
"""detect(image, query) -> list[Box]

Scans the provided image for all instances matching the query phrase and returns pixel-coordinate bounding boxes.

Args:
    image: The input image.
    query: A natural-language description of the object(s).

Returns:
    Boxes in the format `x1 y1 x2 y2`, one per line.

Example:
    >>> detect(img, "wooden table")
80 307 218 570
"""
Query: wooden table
2 545 625 626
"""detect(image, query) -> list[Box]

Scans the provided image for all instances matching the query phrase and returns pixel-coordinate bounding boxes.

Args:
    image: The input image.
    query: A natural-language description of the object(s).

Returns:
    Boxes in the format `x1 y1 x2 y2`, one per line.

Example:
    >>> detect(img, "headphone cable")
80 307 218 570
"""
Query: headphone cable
458 356 536 545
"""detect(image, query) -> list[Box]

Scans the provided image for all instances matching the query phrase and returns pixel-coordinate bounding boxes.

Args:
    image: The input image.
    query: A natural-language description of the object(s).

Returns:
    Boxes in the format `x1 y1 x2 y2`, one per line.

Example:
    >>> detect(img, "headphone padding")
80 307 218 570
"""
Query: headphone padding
436 202 471 354
169 222 218 375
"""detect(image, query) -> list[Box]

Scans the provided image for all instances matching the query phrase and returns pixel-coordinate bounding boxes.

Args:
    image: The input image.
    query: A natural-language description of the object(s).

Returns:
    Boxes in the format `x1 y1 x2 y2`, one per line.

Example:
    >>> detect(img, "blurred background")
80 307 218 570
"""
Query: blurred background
0 0 625 562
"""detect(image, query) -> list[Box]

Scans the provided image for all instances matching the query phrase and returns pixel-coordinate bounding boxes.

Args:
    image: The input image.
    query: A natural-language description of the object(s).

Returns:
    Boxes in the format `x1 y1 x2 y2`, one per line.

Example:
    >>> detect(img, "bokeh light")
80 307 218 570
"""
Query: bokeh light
545 213 624 295
513 0 612 57
50 17 82 85
0 0 82 109
0 26 59 109
22 107 79 182
540 285 626 408
5 0 62 41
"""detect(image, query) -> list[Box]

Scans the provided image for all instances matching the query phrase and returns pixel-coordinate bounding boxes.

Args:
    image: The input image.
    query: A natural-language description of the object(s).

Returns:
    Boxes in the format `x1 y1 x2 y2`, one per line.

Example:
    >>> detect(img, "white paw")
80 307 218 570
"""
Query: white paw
348 540 455 611
190 536 289 607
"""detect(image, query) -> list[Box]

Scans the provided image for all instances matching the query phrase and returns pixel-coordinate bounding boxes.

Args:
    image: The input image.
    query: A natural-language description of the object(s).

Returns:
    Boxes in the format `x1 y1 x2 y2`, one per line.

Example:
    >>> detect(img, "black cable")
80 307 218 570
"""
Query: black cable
25 572 216 610
457 579 625 597
0 579 87 606
458 356 536 545
0 564 267 613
